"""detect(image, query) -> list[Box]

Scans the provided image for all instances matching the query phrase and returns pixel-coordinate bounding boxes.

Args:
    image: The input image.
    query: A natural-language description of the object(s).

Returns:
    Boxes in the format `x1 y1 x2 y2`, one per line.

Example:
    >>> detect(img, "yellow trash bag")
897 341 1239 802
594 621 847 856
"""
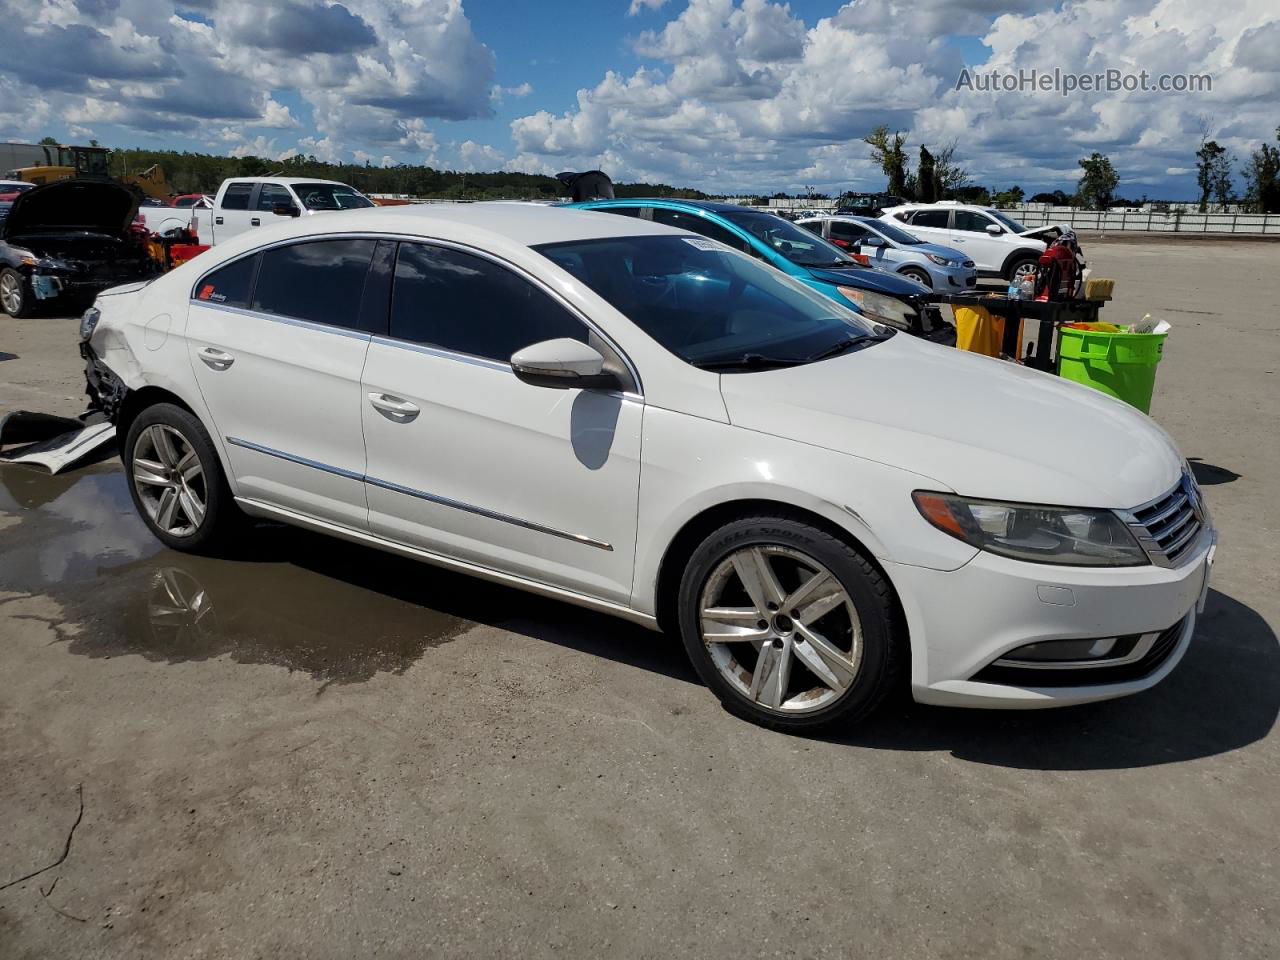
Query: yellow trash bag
954 305 1005 357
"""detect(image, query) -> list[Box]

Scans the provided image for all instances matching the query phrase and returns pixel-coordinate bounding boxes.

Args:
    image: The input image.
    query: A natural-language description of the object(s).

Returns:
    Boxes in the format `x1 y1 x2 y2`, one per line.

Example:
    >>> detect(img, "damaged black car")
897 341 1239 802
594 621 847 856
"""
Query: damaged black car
0 179 160 318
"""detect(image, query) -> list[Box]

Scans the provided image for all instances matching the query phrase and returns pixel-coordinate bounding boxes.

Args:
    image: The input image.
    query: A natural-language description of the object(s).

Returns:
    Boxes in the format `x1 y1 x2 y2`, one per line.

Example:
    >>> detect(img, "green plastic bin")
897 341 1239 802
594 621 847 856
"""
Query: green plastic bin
1057 327 1167 414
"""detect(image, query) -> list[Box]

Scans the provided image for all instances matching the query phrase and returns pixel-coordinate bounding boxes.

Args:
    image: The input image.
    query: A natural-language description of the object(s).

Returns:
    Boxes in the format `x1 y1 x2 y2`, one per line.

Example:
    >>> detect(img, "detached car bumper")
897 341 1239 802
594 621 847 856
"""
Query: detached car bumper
886 527 1216 708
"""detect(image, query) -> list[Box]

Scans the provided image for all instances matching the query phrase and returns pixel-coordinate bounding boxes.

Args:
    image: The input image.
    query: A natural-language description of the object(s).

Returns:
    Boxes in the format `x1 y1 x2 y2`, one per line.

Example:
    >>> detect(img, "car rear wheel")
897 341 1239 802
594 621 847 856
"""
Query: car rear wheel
900 266 933 288
124 403 240 552
676 515 904 732
0 268 34 319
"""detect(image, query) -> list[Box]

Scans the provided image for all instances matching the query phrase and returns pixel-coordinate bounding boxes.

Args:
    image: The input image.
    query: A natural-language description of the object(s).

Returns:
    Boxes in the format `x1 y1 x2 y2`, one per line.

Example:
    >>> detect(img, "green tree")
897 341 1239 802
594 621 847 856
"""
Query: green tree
1195 140 1232 212
992 185 1025 207
1243 127 1280 214
1076 153 1119 210
38 135 59 145
864 126 909 197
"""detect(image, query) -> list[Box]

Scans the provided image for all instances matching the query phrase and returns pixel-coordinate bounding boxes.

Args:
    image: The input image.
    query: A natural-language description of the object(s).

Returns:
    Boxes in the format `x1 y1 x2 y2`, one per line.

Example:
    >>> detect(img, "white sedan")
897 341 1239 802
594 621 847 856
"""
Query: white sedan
80 204 1215 731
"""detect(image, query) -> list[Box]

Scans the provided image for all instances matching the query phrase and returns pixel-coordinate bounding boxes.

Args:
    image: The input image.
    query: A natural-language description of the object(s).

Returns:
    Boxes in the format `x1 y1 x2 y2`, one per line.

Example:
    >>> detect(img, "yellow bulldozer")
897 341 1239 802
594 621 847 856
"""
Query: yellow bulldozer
3 142 172 202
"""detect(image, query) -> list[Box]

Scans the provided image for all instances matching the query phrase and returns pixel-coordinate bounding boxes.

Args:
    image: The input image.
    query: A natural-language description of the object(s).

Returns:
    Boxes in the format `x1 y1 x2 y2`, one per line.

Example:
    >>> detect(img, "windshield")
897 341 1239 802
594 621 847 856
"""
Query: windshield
534 235 882 370
293 183 374 211
722 210 854 268
859 218 923 245
986 209 1027 232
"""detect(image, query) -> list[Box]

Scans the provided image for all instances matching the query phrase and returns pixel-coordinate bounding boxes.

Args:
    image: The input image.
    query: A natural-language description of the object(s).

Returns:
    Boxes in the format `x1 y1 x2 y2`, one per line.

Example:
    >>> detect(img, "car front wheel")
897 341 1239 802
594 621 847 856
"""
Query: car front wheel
124 403 240 552
677 515 904 732
0 268 34 318
900 266 933 288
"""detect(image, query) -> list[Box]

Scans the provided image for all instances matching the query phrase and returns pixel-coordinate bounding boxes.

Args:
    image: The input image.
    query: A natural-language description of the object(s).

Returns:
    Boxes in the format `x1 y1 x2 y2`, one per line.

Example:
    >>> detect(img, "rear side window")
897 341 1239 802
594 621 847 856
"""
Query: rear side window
800 221 824 236
194 254 259 308
252 239 377 331
390 243 587 363
829 221 871 242
597 206 643 218
911 210 950 228
650 208 748 251
221 182 254 210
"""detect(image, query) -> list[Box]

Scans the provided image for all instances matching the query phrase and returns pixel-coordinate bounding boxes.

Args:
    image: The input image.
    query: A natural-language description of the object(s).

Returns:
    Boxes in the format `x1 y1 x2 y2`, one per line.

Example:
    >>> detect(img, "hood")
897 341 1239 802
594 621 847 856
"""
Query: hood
1019 224 1066 243
1 178 139 239
718 334 1183 509
911 242 971 263
807 265 928 298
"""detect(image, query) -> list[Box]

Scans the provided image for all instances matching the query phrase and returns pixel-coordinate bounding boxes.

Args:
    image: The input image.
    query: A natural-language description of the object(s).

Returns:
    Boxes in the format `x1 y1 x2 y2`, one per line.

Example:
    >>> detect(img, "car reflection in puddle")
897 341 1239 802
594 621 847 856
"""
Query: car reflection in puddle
0 462 472 683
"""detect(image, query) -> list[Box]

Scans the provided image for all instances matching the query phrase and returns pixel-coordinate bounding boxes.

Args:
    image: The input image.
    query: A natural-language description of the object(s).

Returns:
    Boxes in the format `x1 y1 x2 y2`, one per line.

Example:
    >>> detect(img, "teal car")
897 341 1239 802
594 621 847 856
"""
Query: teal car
568 198 950 340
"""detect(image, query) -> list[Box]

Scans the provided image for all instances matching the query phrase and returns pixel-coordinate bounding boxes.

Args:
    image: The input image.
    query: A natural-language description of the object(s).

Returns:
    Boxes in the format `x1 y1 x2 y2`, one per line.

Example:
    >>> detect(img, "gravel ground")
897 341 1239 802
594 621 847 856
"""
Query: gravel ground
0 238 1277 959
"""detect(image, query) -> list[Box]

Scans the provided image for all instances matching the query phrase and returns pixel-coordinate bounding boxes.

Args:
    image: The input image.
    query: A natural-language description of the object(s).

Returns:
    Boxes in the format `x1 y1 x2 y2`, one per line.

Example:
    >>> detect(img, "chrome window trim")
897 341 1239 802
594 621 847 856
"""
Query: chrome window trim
191 231 644 397
191 300 373 342
224 435 613 552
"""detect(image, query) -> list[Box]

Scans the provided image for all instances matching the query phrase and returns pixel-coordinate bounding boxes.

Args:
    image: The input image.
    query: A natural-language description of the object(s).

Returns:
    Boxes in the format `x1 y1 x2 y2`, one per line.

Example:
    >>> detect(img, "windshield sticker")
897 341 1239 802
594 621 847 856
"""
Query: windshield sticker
682 237 725 251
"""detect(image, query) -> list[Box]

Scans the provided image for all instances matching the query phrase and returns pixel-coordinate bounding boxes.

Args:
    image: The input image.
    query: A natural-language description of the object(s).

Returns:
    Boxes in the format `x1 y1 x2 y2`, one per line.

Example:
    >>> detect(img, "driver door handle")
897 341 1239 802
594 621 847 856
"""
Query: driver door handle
198 347 234 370
250 217 261 226
368 393 420 421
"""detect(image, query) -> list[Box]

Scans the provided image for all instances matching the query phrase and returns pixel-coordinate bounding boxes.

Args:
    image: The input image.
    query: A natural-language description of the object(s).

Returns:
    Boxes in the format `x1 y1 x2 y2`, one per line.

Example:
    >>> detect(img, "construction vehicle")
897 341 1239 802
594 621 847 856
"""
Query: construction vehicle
2 142 172 203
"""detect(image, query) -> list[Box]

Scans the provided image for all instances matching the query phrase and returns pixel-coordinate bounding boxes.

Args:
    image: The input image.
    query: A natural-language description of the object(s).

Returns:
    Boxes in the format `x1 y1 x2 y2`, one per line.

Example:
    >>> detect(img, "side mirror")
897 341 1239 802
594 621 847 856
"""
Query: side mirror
985 223 1003 235
511 338 618 390
273 202 301 218
861 236 887 247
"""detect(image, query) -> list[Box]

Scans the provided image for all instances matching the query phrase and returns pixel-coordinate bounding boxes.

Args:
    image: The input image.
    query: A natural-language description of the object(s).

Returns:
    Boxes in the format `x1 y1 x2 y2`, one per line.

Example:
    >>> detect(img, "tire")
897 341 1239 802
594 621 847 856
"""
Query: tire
1006 255 1039 284
676 514 904 733
0 268 34 319
900 266 933 288
123 402 241 553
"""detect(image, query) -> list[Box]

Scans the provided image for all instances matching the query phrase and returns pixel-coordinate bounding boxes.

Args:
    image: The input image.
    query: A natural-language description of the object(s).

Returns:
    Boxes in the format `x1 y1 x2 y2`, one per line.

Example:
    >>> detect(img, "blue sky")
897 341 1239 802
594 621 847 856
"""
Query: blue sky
1 0 1276 198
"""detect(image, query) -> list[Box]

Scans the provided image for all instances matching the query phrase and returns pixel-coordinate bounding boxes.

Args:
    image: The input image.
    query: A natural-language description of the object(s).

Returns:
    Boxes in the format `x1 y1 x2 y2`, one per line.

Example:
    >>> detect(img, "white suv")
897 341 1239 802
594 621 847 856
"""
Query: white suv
880 202 1062 283
79 204 1213 731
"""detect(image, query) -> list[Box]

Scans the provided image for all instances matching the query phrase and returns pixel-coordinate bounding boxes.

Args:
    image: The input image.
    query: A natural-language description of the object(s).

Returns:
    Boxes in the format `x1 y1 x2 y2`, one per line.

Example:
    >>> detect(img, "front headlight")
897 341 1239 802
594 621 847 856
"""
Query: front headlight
79 306 101 341
836 286 914 330
925 253 953 266
912 491 1149 567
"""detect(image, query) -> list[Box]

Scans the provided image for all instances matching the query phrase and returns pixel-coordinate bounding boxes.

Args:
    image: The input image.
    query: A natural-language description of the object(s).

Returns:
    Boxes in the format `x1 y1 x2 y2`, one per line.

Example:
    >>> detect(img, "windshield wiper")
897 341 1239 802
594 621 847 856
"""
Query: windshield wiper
692 353 807 371
803 332 892 363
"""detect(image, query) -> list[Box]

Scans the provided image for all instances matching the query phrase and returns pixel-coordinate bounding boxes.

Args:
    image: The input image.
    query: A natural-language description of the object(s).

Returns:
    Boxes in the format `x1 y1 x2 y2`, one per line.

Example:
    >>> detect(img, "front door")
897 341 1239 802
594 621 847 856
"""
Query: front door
950 210 1003 272
360 241 643 605
186 238 388 528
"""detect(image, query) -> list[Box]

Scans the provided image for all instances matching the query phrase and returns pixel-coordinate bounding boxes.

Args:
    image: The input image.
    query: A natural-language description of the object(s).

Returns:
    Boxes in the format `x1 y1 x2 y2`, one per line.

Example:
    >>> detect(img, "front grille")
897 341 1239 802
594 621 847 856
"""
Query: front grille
964 275 976 287
971 617 1188 688
1122 473 1206 567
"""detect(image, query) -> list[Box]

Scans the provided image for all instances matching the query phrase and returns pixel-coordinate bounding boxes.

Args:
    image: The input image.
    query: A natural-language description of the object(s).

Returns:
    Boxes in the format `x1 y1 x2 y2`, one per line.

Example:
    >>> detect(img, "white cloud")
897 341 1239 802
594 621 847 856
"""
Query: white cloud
458 139 506 171
510 0 1280 194
628 0 668 14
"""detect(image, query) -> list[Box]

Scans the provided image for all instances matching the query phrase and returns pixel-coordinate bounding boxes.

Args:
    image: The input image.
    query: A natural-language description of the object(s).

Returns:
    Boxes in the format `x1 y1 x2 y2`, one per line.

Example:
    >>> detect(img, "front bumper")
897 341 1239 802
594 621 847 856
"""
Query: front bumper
929 263 978 290
81 340 129 421
885 527 1216 708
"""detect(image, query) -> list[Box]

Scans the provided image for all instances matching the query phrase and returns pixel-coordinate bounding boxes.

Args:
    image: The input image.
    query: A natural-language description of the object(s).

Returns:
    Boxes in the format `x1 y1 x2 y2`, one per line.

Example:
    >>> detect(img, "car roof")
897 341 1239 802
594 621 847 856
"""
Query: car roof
883 202 990 213
224 177 352 186
581 198 759 215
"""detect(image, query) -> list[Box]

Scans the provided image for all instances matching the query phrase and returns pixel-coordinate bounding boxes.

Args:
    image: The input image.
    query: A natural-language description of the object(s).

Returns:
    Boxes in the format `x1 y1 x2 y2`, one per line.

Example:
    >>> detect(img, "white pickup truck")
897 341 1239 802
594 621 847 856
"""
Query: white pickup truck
192 177 374 246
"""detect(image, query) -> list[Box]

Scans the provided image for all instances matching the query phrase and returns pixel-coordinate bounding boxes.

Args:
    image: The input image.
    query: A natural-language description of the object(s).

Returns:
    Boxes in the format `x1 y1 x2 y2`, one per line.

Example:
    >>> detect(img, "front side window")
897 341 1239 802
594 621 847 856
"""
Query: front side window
721 210 850 268
829 221 871 243
292 183 374 211
535 235 882 370
252 239 376 330
861 219 922 245
390 243 587 363
954 210 996 233
256 183 293 211
194 253 259 308
650 208 748 252
221 182 254 210
987 209 1028 233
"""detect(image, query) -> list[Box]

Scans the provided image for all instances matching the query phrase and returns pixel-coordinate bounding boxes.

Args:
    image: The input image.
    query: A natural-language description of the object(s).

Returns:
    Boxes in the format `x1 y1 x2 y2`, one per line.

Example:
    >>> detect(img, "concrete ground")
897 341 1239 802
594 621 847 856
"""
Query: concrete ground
1 239 1277 959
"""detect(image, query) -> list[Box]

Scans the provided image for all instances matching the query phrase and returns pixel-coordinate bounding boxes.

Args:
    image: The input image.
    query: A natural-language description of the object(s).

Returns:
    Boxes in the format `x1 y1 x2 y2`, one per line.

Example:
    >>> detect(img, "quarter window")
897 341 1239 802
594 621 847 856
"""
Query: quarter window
251 239 377 330
390 243 587 363
221 182 254 210
194 254 259 308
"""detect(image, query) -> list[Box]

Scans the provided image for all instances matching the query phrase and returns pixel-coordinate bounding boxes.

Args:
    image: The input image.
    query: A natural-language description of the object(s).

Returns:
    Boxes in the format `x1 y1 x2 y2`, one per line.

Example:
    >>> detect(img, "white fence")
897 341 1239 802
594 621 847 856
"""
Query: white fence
1005 205 1280 235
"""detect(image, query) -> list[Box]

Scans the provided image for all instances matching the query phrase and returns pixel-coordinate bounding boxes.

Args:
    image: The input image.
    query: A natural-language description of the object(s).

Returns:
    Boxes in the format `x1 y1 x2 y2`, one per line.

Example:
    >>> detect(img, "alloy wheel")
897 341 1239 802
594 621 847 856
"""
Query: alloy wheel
0 272 22 315
132 424 207 537
699 545 862 714
1012 260 1038 283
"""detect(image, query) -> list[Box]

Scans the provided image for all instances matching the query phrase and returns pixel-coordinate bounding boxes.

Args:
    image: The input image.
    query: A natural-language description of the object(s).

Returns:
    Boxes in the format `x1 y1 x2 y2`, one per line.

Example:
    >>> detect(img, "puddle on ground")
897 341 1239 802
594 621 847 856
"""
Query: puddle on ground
0 461 488 684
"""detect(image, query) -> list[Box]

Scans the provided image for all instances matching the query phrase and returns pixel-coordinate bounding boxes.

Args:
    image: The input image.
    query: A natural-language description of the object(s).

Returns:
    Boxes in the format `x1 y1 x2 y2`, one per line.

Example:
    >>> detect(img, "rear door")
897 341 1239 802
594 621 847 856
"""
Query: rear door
360 241 642 604
186 238 390 528
902 208 951 246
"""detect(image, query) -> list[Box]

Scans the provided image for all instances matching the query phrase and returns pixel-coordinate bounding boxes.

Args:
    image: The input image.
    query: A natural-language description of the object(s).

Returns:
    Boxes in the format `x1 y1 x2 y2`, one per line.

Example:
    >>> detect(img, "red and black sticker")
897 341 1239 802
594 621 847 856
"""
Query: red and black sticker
197 284 215 300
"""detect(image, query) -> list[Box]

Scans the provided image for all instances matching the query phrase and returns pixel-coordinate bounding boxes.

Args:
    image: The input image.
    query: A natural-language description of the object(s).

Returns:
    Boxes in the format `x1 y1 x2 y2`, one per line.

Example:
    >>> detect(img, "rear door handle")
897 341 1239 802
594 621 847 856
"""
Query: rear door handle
368 393 420 421
250 217 261 226
198 347 234 370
